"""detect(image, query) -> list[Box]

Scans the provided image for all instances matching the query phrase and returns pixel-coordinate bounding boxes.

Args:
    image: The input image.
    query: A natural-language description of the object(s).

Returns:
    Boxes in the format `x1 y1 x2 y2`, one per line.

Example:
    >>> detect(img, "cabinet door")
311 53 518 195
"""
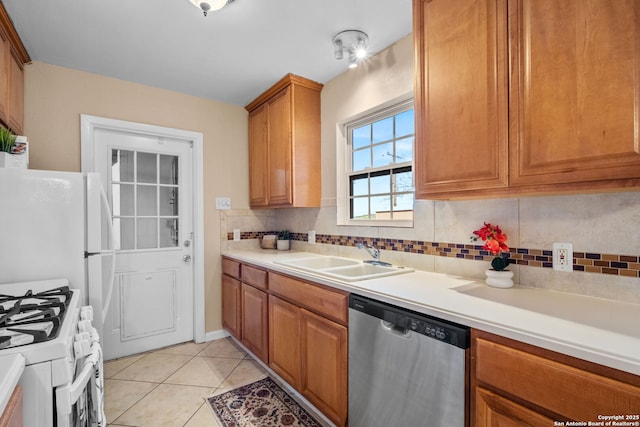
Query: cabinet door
414 0 509 198
475 387 554 427
266 87 293 206
0 29 9 124
7 49 22 134
268 295 301 390
248 104 269 207
509 0 640 187
221 274 241 339
300 308 348 427
241 284 268 363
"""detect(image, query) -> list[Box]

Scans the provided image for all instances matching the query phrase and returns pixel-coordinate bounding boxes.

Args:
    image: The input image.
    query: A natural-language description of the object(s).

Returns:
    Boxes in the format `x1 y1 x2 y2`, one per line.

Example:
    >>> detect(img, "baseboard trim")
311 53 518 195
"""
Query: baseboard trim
203 328 229 342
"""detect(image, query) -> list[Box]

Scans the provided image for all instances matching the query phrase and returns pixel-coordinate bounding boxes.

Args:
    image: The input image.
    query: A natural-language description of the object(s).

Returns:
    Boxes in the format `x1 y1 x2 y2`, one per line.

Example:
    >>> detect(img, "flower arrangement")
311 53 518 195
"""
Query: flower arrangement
471 222 510 271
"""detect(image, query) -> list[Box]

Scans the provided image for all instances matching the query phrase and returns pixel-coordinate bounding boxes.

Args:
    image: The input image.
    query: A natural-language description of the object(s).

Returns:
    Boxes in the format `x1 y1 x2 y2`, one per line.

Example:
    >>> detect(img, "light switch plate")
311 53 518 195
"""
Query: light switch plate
308 230 316 244
233 229 240 241
215 197 231 210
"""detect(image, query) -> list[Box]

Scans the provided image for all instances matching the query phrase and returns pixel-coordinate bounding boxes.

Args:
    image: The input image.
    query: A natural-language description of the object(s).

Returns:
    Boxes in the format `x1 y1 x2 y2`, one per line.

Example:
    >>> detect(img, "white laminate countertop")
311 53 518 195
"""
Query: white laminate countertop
222 249 640 376
0 354 25 415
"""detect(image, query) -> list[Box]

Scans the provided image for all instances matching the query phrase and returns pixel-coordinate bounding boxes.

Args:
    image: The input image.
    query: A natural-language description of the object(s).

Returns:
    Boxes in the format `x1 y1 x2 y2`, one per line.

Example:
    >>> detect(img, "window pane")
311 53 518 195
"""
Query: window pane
137 218 157 249
393 193 414 213
160 155 178 185
137 185 157 216
112 150 134 182
159 187 178 216
137 152 157 184
372 142 394 168
371 196 391 219
372 117 393 143
112 183 134 216
160 218 179 248
394 169 414 192
352 125 371 149
352 148 371 171
396 110 414 137
114 218 134 250
396 136 414 163
370 173 390 195
350 175 368 197
351 197 369 219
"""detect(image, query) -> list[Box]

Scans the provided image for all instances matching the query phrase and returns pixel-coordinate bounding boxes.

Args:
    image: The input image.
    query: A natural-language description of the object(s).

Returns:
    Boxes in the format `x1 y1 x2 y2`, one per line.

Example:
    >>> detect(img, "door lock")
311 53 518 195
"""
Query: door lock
183 240 191 248
183 255 191 263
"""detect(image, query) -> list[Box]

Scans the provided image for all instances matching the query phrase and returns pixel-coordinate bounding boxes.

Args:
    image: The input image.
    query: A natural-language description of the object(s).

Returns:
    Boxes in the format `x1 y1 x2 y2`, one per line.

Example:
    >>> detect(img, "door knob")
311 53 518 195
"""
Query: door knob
183 255 191 263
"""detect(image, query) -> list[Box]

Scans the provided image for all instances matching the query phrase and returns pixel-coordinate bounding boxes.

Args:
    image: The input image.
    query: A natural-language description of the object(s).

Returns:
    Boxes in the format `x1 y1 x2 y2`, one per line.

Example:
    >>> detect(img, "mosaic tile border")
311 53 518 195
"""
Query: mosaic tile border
226 231 640 278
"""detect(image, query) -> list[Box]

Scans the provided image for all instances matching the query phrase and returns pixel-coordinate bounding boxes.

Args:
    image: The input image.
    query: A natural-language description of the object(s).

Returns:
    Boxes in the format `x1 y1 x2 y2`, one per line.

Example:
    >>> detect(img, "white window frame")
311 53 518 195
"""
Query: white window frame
336 94 415 227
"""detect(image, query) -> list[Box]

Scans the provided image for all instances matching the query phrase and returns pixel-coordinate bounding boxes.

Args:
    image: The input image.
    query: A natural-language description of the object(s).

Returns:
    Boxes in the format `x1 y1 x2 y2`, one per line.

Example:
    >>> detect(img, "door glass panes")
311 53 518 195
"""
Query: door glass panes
347 104 415 221
159 155 178 185
137 152 157 183
111 149 180 250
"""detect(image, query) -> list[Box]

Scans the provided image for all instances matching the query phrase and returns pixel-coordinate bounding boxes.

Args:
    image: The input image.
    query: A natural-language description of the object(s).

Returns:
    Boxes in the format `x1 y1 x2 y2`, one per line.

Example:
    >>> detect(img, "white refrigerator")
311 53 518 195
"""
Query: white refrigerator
0 168 115 338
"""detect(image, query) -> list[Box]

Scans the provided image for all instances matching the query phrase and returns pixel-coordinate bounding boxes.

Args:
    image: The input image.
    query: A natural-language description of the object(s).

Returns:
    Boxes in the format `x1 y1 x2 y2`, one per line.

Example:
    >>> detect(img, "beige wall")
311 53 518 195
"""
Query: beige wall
24 61 249 333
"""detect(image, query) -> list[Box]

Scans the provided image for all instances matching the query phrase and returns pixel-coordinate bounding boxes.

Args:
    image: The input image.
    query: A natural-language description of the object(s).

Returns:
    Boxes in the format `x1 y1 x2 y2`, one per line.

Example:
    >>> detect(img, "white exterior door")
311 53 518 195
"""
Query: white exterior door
94 128 195 360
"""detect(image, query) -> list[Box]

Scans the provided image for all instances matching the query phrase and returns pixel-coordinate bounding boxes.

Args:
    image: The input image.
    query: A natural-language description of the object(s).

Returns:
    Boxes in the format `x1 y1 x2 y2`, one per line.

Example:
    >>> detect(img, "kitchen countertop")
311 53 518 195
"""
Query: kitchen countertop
222 249 640 377
0 353 25 415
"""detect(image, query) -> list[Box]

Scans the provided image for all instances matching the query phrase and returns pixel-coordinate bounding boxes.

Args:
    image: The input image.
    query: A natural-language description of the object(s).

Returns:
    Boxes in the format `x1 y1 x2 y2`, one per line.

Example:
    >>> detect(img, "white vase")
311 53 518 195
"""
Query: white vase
277 240 290 251
485 269 514 288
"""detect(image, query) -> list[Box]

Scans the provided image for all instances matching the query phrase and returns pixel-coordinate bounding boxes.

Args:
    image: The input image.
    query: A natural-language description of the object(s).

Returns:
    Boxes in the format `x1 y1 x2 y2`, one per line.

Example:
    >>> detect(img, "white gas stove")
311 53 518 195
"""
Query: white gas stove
0 279 105 426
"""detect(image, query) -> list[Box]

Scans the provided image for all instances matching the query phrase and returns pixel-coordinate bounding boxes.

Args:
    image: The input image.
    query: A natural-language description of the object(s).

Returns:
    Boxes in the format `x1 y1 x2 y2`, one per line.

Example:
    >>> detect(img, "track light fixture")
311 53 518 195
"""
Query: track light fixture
333 30 369 69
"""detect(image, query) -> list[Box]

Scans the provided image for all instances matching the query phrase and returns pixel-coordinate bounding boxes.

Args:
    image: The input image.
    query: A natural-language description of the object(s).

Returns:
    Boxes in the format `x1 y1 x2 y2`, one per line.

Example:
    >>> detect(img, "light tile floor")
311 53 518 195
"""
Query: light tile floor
104 338 268 426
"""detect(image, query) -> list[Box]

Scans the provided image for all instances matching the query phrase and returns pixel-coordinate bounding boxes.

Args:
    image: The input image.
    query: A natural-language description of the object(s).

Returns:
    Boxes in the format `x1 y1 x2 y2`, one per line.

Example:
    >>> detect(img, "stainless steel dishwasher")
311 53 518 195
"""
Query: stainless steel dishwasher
348 294 470 427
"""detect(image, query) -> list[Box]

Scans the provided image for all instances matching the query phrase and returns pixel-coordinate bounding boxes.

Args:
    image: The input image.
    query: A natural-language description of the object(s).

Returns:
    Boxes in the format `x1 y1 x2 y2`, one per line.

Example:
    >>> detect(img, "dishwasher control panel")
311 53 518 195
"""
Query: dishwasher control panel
349 294 470 349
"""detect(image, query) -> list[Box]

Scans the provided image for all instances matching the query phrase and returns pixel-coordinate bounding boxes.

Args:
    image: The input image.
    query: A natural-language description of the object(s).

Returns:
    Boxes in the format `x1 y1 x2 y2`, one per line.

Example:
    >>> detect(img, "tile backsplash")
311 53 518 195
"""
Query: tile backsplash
220 192 640 304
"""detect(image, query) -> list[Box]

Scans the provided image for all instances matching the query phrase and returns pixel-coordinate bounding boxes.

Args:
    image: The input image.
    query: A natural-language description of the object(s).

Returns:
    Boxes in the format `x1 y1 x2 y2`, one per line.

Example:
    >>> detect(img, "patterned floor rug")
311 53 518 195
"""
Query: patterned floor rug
207 377 325 427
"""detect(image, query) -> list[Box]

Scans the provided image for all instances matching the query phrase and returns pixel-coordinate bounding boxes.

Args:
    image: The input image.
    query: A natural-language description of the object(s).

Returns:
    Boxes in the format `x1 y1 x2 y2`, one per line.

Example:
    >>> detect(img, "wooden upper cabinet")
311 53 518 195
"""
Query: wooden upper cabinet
248 104 269 207
413 0 640 199
509 0 640 188
414 0 509 198
267 87 293 206
0 3 29 135
245 74 323 208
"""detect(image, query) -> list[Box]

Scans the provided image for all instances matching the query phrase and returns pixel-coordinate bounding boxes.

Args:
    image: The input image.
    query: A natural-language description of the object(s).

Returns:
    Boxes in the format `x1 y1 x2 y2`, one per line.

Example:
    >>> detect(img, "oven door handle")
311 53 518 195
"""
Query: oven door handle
55 342 102 420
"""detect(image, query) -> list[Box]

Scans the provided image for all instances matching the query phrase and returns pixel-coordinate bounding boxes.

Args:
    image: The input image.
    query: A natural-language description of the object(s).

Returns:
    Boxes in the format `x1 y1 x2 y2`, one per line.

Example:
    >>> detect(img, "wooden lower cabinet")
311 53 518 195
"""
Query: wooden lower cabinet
301 308 348 427
268 295 301 389
241 283 268 363
475 387 554 427
221 274 241 339
472 329 640 426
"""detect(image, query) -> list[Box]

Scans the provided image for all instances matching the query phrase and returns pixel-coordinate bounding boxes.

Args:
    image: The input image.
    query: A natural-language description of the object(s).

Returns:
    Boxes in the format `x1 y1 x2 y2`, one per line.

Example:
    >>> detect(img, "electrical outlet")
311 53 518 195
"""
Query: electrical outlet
215 197 231 210
553 242 573 272
233 229 240 241
308 230 316 244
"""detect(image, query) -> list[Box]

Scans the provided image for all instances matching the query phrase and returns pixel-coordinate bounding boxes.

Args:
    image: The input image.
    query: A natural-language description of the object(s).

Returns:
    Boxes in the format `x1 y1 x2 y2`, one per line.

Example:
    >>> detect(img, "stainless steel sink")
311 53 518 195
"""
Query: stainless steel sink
274 256 413 281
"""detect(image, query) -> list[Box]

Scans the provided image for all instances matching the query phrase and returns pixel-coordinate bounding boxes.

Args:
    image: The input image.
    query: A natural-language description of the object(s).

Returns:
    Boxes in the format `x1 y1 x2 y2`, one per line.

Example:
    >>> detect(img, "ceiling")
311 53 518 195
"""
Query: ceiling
3 0 413 107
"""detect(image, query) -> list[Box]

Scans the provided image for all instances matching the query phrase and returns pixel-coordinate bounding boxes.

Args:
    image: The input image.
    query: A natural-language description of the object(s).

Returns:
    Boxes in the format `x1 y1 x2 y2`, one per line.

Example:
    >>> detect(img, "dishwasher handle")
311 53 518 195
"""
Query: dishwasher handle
381 320 412 338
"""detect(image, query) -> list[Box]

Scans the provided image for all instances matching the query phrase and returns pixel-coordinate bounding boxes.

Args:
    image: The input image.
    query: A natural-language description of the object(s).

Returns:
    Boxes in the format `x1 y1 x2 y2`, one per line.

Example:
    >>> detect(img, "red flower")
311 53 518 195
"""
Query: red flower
472 222 509 255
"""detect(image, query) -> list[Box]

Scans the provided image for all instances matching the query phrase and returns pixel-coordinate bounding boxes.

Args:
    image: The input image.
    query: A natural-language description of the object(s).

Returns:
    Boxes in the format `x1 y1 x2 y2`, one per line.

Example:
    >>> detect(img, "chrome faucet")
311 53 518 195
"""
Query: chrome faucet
358 243 392 266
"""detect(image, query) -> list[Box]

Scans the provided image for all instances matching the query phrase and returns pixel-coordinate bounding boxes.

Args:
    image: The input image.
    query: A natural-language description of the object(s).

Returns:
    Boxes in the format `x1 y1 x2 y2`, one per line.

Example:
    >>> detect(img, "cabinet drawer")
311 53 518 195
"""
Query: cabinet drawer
475 336 640 420
222 258 240 279
269 273 348 324
242 264 268 290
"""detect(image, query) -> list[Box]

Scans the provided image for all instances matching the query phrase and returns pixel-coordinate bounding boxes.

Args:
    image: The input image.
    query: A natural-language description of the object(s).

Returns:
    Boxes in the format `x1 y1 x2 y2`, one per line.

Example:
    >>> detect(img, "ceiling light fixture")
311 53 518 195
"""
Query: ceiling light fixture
333 30 369 69
188 0 235 16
